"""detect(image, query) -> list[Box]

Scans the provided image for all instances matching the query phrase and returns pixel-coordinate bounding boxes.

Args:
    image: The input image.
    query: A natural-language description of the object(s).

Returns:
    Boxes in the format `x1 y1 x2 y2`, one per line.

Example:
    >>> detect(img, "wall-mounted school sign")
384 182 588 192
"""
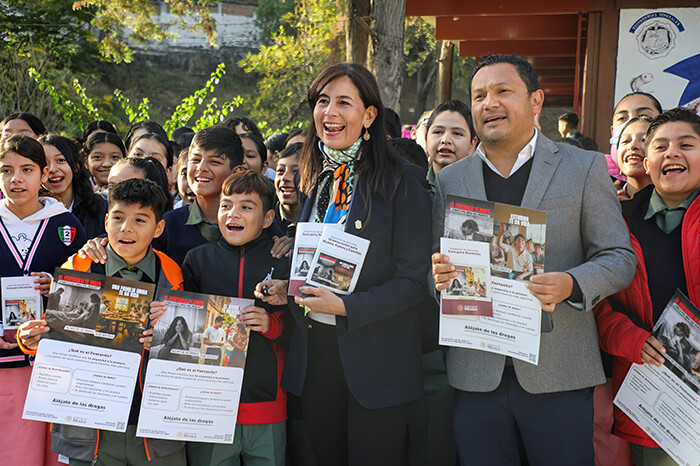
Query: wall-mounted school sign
615 8 700 114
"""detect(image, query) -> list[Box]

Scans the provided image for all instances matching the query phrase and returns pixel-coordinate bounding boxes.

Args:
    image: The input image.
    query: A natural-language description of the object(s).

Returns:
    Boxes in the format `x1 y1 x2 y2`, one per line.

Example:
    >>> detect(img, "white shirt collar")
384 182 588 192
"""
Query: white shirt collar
476 128 539 179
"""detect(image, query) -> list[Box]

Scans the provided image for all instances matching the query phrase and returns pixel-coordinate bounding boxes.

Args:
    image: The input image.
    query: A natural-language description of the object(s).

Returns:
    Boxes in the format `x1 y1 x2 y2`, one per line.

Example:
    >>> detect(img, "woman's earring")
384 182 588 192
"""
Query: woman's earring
363 127 370 141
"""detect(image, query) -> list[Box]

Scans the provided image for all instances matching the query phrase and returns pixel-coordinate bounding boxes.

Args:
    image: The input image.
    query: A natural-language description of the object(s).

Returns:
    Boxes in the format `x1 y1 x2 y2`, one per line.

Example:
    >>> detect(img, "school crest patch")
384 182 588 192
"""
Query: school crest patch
58 226 76 246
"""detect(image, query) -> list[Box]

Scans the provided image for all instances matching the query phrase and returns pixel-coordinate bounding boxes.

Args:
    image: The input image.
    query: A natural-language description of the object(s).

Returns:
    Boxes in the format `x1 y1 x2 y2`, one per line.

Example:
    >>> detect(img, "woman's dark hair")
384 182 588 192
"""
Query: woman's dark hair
81 120 118 144
426 99 476 141
111 157 173 211
124 121 168 150
83 132 126 159
38 134 103 217
1 113 46 137
240 133 267 163
162 316 192 345
224 116 263 139
265 132 289 154
0 135 47 170
130 132 174 168
299 62 402 203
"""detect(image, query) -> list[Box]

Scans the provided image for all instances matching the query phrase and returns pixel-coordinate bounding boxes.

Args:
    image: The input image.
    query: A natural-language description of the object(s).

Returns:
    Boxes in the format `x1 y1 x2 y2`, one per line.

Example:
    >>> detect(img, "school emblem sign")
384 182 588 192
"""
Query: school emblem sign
58 226 76 246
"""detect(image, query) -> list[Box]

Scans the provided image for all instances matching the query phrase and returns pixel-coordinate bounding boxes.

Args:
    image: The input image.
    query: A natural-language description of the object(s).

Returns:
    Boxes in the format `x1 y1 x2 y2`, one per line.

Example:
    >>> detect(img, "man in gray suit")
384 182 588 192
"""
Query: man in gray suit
431 54 636 465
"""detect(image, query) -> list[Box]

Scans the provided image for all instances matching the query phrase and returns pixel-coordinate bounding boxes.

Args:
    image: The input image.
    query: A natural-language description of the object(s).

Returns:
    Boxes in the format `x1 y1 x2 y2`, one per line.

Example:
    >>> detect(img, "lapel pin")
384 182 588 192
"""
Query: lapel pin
355 219 362 230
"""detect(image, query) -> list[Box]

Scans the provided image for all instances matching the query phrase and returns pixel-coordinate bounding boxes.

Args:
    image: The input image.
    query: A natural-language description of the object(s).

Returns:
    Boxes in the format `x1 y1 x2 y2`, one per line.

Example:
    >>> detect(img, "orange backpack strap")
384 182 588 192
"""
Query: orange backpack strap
153 249 184 290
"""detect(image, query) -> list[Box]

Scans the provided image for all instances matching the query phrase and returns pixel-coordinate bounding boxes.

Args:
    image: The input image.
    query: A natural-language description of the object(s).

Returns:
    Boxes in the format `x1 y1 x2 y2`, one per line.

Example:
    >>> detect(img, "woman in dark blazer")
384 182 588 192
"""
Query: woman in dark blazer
264 63 432 466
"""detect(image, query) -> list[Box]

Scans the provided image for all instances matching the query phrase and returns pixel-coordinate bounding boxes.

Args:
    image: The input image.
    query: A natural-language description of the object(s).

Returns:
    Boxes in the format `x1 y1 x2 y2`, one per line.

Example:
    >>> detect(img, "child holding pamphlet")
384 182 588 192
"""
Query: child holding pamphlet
18 178 186 465
594 107 700 466
181 170 291 466
0 135 86 466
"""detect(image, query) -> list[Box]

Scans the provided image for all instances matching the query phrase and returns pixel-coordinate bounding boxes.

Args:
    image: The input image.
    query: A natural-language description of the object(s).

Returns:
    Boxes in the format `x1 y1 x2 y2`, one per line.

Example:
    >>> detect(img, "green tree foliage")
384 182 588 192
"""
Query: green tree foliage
240 0 342 130
72 0 219 63
254 0 295 46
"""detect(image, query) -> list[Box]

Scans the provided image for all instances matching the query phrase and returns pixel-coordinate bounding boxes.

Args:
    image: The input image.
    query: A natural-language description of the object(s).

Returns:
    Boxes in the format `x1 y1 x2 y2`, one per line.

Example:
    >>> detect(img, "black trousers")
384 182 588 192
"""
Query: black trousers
300 320 410 466
453 366 595 466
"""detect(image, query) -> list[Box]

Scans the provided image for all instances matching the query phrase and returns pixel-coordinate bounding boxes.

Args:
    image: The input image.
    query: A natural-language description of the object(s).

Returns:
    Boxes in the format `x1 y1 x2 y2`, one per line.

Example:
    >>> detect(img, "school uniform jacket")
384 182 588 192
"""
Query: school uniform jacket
19 249 185 462
182 234 291 424
594 188 700 447
283 161 433 409
0 211 85 368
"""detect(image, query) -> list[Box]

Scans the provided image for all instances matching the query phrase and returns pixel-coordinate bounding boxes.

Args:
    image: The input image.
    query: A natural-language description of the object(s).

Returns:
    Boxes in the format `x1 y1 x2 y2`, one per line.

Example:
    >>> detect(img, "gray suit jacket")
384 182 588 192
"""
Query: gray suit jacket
433 133 636 394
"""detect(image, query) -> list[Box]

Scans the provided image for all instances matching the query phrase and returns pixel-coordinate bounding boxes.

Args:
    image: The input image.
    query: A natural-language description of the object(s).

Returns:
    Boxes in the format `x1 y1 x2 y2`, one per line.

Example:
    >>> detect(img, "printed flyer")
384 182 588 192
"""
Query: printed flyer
288 223 342 296
1 276 42 340
137 289 253 444
439 196 546 364
22 268 152 432
305 228 370 296
614 291 700 466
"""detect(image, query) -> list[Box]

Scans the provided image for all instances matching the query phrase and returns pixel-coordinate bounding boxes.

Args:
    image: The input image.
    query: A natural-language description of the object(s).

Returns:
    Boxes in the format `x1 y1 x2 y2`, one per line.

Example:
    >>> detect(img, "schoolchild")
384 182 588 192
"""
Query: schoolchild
615 116 653 200
594 107 700 466
83 132 126 191
107 157 174 211
173 148 195 209
274 142 302 236
1 112 46 141
80 120 119 145
18 178 186 466
39 134 108 238
0 135 85 465
240 133 269 174
181 170 290 466
128 132 174 176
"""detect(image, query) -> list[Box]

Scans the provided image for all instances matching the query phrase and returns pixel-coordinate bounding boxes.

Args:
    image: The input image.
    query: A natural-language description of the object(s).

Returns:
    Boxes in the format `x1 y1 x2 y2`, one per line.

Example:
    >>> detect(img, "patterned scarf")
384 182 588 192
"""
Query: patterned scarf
313 138 362 224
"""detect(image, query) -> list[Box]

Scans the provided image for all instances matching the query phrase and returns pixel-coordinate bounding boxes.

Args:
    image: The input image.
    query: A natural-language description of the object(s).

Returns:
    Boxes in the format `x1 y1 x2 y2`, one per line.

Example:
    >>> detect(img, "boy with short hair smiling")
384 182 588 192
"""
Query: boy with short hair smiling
594 107 700 466
18 178 186 465
181 170 290 466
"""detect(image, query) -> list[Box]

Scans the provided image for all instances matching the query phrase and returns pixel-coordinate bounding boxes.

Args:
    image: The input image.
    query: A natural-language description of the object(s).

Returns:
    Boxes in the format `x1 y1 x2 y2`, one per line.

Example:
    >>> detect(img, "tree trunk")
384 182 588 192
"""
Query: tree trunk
367 0 405 110
435 40 454 106
343 0 370 67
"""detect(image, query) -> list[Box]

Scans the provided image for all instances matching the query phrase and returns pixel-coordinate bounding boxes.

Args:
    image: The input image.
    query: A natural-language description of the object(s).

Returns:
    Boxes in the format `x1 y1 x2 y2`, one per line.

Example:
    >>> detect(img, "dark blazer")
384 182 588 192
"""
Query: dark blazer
282 161 433 409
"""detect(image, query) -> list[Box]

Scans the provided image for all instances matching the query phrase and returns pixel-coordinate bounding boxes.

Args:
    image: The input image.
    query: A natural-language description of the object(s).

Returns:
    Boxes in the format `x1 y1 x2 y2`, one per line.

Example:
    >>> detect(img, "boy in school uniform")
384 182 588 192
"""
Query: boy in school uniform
18 178 186 465
594 107 700 466
181 170 291 466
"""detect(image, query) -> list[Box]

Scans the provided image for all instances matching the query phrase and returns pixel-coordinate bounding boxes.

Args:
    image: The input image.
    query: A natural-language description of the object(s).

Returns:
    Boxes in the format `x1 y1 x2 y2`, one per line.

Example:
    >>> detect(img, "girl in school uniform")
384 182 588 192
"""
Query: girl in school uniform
0 135 86 465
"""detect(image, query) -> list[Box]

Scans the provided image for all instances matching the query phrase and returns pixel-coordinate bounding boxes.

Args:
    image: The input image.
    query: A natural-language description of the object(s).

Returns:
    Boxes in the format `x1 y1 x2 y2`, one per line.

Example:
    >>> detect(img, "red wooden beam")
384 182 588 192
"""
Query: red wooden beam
436 15 579 41
458 40 577 57
541 83 575 95
407 0 590 17
529 56 577 68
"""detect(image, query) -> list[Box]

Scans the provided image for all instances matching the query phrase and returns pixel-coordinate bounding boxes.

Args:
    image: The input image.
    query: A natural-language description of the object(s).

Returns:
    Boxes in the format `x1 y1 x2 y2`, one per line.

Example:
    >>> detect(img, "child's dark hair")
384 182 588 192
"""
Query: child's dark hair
389 138 428 175
616 115 654 149
83 132 126 159
130 132 174 168
81 120 119 144
177 148 189 170
111 157 173 211
191 125 244 169
265 132 289 154
646 107 700 147
109 178 169 222
1 113 46 137
240 133 267 163
124 121 168 150
224 116 263 139
38 134 103 217
172 126 195 148
221 170 275 212
279 142 302 161
470 53 540 95
0 135 47 170
284 128 307 147
426 99 477 142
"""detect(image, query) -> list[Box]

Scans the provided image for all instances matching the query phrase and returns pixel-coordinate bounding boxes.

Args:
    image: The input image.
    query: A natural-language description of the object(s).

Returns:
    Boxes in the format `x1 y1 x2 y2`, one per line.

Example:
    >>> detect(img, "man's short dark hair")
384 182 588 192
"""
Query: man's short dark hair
191 125 244 169
221 170 276 212
646 107 700 148
470 54 540 96
461 219 478 232
558 112 579 129
215 316 225 323
426 99 477 142
109 178 169 222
